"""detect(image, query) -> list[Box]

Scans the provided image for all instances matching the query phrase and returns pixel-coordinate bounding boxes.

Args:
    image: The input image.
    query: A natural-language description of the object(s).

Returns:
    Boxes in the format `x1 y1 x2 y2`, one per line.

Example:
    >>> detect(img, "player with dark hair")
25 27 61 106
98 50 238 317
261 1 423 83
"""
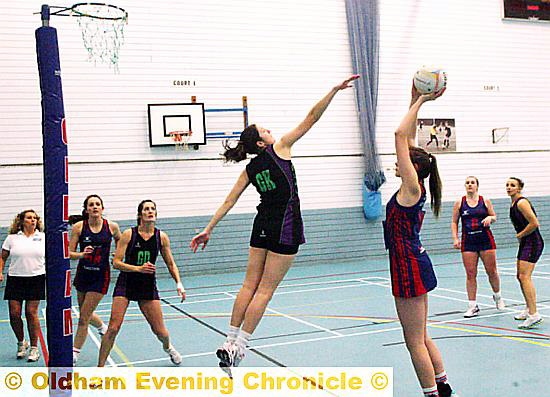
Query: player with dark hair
190 75 359 374
451 177 504 318
507 177 544 329
69 194 121 365
97 200 186 366
383 83 457 397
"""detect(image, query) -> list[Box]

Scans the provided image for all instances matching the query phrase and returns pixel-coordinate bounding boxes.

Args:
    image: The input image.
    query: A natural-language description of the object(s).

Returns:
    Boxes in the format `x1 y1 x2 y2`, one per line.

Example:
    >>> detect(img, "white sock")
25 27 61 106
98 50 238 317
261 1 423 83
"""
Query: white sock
468 300 477 308
528 312 540 319
422 385 438 396
227 325 240 344
493 291 501 298
236 330 252 351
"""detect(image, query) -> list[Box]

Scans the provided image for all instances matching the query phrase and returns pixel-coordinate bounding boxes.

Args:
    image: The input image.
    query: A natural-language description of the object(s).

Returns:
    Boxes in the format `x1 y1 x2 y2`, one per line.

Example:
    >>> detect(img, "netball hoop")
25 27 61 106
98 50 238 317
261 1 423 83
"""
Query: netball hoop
39 3 128 71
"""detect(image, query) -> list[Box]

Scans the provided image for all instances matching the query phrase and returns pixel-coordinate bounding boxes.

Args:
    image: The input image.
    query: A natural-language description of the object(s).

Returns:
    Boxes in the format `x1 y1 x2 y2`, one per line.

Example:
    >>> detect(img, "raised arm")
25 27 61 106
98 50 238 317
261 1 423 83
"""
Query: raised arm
451 200 462 249
395 86 445 204
275 75 360 156
190 170 251 252
516 200 540 239
160 231 186 302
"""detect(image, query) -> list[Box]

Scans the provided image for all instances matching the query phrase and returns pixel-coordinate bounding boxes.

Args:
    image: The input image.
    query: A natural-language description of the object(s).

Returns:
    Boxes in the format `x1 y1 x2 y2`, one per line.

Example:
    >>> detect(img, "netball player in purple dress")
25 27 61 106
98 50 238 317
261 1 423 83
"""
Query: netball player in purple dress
69 194 121 365
384 83 457 397
190 75 359 373
507 177 544 329
98 200 186 366
451 177 504 318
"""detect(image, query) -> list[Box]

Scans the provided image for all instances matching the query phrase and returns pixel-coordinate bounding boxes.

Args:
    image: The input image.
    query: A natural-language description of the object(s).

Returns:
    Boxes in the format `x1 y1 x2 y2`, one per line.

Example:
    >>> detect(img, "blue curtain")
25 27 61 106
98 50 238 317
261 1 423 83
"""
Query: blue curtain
345 0 385 219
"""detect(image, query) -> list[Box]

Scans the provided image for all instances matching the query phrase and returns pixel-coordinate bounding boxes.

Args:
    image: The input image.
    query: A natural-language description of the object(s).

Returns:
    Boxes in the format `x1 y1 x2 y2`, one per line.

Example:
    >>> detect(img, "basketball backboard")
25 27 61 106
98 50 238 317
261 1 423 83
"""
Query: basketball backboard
148 103 206 147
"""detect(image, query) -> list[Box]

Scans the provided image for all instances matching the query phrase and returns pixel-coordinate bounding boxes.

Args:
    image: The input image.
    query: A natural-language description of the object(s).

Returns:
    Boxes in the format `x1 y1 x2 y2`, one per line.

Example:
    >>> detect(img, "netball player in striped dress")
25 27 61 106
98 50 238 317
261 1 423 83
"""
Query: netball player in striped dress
190 75 359 372
507 177 544 329
451 177 504 318
98 200 186 366
384 84 457 397
69 195 121 365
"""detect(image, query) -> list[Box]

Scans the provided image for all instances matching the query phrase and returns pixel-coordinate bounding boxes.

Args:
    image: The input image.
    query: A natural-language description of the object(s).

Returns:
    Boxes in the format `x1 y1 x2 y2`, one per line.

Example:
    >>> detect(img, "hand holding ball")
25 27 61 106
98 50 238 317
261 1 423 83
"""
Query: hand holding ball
413 67 447 94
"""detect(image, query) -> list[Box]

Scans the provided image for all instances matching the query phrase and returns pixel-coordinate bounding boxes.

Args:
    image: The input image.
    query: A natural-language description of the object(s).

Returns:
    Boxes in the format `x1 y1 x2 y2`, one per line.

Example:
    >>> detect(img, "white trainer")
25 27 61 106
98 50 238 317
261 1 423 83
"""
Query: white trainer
98 323 108 336
16 340 29 359
518 314 543 329
164 345 182 366
514 309 529 321
27 346 40 362
463 305 480 318
493 295 505 310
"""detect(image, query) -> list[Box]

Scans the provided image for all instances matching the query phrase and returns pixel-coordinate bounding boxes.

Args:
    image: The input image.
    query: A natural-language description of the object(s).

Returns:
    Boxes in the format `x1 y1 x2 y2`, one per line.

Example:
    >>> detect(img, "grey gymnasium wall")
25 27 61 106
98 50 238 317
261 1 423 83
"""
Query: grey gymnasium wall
1 1 550 278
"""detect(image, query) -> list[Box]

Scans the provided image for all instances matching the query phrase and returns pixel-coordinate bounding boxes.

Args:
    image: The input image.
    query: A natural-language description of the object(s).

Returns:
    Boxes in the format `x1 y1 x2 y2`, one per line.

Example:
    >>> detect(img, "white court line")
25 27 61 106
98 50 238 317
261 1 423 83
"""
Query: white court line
116 307 533 367
71 306 116 367
223 292 344 337
112 275 550 367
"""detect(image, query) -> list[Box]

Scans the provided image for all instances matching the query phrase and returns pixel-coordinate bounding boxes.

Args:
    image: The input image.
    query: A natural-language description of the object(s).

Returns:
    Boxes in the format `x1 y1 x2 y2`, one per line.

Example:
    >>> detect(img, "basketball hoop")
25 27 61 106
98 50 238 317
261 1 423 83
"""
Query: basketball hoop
39 3 128 72
169 130 193 151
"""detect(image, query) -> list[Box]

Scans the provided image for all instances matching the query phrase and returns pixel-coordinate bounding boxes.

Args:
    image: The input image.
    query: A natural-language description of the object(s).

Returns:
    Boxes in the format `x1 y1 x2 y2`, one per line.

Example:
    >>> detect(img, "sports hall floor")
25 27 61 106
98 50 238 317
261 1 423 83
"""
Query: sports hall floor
0 246 548 396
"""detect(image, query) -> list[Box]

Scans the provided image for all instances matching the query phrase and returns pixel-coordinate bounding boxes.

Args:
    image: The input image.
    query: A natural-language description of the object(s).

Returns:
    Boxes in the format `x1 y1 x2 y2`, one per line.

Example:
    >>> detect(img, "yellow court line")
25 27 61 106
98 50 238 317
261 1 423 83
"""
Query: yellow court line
430 323 550 348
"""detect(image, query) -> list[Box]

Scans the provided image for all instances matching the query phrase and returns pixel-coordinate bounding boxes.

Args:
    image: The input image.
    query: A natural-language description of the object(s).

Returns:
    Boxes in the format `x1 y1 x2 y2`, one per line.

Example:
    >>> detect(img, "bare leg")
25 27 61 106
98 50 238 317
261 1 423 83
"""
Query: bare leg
97 297 129 367
139 300 170 349
461 252 479 301
8 300 24 342
74 291 105 350
241 251 295 334
516 260 537 314
394 294 437 390
479 250 500 293
229 247 268 327
24 300 41 347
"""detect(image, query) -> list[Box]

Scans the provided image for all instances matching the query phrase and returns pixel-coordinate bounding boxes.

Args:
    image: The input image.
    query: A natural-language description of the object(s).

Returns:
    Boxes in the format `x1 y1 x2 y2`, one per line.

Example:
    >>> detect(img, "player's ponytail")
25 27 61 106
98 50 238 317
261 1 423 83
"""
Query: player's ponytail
223 124 262 163
428 154 442 218
410 147 442 218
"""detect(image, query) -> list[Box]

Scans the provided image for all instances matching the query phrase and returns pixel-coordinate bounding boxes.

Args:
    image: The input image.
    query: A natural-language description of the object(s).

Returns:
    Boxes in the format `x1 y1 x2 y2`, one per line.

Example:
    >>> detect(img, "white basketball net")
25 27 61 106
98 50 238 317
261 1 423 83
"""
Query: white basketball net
71 3 128 72
169 130 193 151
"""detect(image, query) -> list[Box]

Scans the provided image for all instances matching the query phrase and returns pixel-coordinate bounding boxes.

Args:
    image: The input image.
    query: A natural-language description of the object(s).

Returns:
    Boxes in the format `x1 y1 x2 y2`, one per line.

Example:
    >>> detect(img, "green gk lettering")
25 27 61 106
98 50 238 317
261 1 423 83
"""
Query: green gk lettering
256 170 276 192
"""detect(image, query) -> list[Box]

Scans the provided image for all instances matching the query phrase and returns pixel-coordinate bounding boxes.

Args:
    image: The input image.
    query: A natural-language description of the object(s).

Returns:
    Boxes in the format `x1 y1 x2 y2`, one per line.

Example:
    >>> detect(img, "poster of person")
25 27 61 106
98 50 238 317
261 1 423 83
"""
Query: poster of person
417 118 456 152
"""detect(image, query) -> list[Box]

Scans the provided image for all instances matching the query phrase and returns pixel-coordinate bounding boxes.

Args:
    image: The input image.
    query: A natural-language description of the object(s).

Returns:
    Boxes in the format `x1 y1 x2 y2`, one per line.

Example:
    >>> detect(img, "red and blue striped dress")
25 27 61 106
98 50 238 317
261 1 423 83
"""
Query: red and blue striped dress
459 195 496 252
383 186 437 298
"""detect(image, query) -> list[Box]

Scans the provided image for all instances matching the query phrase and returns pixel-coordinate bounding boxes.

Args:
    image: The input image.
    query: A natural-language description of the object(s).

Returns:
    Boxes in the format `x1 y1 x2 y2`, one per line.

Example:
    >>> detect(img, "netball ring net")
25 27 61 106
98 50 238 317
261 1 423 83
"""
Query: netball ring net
41 3 128 71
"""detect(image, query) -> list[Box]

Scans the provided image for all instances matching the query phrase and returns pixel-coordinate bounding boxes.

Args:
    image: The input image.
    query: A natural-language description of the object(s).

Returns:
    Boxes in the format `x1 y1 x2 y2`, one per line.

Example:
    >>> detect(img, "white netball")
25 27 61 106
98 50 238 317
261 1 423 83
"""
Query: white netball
413 66 447 94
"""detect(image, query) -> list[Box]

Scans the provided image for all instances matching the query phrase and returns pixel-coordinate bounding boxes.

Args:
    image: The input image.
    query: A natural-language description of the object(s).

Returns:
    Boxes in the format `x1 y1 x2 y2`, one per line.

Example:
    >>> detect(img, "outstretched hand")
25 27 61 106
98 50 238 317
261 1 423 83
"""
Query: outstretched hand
189 230 210 253
335 74 360 91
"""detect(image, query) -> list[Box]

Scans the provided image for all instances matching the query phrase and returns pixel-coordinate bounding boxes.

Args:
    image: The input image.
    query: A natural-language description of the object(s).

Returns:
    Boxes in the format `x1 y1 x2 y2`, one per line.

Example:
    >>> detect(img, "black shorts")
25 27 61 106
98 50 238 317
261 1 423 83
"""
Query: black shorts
250 217 300 255
4 274 46 301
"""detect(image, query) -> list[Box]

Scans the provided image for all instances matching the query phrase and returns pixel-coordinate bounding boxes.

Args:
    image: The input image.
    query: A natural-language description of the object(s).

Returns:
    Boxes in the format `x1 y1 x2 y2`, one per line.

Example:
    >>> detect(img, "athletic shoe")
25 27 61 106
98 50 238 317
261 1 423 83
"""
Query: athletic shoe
219 361 233 378
98 323 108 336
438 382 459 397
514 309 528 321
493 294 505 310
73 349 80 366
463 305 480 318
518 314 543 329
16 340 29 359
216 342 245 368
164 345 182 365
27 346 40 362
